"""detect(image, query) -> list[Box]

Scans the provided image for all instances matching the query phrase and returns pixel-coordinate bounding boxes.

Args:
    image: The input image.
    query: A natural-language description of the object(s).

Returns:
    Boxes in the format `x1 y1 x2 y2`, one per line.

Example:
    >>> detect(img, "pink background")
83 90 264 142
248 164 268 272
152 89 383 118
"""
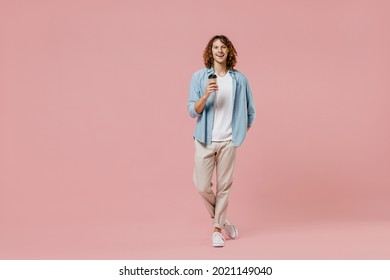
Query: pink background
1 0 389 259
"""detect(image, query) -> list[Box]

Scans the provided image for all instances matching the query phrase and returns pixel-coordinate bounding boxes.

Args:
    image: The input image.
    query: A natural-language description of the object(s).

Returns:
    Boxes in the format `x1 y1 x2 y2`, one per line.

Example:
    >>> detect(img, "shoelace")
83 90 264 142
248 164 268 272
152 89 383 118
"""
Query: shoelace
213 232 225 241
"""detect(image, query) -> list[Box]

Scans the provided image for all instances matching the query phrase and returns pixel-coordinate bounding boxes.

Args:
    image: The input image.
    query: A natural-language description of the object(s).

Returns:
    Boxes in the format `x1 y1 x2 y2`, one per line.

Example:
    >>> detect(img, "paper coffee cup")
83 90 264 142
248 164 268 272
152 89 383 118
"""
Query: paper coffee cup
208 73 217 84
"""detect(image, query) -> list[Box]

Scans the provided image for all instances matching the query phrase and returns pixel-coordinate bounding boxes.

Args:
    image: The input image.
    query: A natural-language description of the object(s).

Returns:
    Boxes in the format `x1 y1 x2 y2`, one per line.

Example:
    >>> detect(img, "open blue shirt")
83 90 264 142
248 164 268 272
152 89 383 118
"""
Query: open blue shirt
188 67 256 147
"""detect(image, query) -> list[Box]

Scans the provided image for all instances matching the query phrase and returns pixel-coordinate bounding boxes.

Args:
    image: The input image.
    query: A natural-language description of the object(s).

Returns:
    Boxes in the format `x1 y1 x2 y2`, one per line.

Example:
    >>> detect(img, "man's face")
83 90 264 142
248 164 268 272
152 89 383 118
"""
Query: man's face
212 39 228 65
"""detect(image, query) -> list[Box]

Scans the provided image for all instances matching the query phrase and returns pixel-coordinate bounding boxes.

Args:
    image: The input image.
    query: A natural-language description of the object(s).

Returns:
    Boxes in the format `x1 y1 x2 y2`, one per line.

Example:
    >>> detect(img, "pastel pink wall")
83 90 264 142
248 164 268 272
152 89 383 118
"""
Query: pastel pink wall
0 0 389 258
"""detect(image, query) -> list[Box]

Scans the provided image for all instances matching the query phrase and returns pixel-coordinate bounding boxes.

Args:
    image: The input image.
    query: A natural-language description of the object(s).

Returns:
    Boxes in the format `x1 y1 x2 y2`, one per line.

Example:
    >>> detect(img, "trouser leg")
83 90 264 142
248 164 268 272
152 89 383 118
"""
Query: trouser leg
193 140 237 229
193 140 217 220
214 140 236 228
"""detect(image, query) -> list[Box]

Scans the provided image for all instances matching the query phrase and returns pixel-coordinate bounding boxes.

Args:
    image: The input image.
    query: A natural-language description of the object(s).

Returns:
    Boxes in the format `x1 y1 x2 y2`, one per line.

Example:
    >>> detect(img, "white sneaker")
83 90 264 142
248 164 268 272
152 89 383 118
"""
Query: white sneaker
212 232 225 247
224 223 238 239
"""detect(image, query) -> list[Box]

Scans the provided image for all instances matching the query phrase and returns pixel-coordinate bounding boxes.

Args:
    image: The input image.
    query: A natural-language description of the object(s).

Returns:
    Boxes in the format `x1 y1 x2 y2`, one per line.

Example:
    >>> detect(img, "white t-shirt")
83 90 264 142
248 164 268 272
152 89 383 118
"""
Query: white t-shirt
212 72 234 141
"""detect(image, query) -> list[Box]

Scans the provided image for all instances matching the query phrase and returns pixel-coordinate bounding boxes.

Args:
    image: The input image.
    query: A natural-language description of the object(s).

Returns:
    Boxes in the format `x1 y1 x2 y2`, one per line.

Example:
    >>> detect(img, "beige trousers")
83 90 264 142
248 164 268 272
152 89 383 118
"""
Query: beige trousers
193 139 237 228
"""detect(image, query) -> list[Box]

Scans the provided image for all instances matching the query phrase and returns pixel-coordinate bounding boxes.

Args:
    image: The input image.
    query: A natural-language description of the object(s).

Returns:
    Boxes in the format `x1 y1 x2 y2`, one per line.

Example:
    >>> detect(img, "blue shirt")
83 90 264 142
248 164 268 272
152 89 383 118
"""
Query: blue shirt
188 67 256 147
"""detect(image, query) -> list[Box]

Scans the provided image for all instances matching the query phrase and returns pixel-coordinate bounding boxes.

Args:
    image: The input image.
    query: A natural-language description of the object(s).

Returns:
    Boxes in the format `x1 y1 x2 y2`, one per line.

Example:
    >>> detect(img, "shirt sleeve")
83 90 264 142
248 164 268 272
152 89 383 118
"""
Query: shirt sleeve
245 77 256 126
187 73 202 118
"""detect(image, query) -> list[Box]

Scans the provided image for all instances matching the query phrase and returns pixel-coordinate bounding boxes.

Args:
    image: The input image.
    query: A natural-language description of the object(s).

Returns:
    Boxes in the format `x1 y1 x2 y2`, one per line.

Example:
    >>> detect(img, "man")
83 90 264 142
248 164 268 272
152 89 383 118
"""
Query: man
187 35 256 247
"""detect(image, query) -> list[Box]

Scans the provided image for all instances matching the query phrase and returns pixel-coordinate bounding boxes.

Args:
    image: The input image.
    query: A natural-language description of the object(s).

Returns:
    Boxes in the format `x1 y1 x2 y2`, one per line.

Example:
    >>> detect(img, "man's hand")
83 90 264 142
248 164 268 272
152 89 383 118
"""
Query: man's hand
204 80 218 99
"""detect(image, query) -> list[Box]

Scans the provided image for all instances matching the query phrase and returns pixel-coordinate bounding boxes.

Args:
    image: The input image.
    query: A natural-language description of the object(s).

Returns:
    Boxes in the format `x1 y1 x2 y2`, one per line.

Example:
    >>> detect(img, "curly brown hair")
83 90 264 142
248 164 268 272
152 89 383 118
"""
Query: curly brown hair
203 35 238 70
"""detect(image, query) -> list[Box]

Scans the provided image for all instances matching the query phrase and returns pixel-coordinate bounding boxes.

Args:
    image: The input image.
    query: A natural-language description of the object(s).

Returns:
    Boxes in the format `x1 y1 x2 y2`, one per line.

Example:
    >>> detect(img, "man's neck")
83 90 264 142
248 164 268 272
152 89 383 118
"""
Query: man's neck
213 63 228 77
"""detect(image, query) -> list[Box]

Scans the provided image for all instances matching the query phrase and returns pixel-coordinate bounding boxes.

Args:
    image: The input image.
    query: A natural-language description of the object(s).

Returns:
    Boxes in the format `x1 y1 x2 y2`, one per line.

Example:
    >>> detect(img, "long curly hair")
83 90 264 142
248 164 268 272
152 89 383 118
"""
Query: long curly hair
203 35 238 70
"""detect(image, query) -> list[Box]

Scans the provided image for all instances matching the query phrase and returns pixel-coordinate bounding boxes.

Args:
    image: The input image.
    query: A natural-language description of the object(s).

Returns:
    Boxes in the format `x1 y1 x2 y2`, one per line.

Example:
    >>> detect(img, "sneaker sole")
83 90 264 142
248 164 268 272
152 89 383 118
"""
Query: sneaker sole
231 228 238 239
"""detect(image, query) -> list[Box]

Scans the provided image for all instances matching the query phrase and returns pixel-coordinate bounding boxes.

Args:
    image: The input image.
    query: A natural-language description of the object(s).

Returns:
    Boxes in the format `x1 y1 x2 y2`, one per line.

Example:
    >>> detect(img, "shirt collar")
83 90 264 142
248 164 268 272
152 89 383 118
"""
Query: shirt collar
207 67 237 79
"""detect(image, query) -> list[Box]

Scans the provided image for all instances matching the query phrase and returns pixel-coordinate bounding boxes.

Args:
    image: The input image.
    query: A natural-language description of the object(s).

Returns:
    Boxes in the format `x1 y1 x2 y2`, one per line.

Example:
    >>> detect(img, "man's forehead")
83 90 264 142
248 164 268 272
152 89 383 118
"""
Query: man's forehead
212 39 226 46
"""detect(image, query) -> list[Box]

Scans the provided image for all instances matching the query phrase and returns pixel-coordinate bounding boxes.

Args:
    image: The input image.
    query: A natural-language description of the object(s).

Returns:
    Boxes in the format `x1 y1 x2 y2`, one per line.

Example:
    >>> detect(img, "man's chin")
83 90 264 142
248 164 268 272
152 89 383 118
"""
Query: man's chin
214 60 226 65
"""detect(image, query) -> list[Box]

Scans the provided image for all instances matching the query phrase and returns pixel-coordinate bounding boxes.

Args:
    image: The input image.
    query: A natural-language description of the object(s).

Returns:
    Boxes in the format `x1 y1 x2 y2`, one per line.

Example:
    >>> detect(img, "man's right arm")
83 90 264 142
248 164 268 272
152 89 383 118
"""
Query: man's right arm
193 93 209 114
188 74 217 117
188 74 202 118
